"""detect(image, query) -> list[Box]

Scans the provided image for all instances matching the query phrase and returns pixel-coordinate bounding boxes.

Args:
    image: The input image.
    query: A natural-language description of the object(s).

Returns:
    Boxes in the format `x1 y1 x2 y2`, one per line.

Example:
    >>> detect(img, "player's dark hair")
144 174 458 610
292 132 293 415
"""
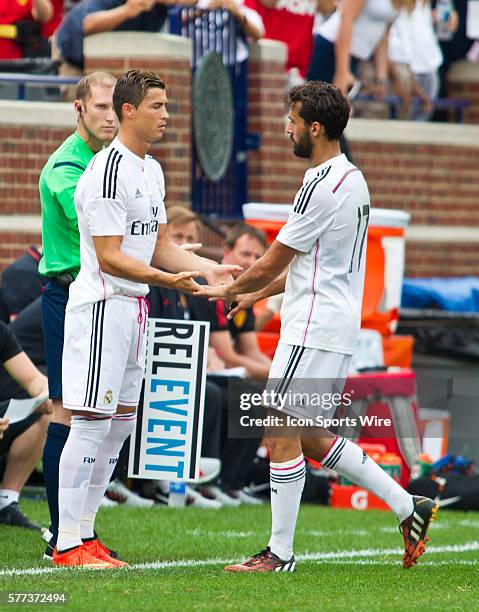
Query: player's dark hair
225 222 268 251
113 70 166 121
287 81 350 141
75 71 116 102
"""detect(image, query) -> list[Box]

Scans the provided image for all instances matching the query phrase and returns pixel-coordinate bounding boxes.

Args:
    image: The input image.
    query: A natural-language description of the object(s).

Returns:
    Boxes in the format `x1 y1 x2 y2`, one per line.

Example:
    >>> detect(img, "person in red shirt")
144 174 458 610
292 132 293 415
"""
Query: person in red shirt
244 0 336 79
0 0 53 59
41 0 63 38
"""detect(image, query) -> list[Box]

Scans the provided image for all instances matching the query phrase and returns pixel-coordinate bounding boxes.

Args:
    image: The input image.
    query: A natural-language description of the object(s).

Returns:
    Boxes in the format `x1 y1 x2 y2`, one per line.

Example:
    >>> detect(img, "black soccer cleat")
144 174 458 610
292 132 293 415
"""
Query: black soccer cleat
0 502 41 531
400 495 438 569
225 547 296 573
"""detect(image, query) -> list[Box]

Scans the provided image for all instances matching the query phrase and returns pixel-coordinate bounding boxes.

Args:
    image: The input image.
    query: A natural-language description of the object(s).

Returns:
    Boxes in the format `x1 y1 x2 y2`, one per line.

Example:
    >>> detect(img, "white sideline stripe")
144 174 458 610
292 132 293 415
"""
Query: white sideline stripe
1 541 479 578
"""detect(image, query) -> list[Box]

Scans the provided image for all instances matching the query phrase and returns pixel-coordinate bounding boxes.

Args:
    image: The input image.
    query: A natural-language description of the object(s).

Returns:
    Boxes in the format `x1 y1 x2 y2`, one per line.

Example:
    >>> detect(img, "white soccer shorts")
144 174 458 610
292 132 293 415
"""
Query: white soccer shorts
62 296 148 414
265 342 352 421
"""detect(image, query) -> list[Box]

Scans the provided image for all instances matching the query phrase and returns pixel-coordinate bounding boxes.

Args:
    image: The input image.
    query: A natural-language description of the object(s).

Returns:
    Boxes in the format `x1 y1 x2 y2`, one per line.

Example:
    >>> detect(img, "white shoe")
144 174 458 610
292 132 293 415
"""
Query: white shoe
203 486 241 507
106 480 154 508
188 458 221 485
234 489 264 505
100 495 119 507
186 487 222 509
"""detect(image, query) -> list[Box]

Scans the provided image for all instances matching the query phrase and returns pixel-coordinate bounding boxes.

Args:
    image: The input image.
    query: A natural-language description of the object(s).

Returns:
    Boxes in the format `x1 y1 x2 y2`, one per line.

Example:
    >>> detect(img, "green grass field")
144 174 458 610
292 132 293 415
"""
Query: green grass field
1 500 478 611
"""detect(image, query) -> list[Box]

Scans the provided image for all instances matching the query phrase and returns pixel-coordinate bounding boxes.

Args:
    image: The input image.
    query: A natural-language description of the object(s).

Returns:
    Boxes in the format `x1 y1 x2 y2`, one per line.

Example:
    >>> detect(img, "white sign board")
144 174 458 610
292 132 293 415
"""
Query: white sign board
128 318 209 481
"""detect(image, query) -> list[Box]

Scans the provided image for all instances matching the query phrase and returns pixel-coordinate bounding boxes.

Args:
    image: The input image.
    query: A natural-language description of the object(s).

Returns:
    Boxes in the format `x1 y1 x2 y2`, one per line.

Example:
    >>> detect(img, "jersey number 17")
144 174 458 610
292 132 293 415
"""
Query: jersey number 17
349 204 370 273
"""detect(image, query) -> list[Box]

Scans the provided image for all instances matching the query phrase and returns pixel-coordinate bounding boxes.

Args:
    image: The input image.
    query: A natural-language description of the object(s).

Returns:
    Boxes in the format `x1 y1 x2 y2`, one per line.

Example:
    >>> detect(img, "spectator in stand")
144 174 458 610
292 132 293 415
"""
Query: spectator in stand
193 0 264 64
433 0 467 121
52 0 170 78
244 0 336 89
0 0 53 59
388 0 446 120
307 0 416 96
0 321 50 530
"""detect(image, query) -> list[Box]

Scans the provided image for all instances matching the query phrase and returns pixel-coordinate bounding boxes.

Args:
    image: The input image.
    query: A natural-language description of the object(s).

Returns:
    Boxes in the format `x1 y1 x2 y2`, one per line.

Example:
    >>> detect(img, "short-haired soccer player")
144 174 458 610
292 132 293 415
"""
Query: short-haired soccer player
54 70 240 568
195 81 438 572
39 71 119 562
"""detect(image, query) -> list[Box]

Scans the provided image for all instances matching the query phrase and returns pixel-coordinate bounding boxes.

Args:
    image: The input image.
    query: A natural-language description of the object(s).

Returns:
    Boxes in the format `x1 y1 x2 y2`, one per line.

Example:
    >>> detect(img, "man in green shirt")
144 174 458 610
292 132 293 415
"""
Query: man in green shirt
39 71 118 562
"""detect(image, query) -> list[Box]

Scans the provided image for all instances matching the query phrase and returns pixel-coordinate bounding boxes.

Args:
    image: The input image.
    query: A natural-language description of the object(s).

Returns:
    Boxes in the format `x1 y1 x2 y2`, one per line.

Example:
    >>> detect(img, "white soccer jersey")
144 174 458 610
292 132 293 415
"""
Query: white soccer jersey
276 153 370 354
68 137 167 310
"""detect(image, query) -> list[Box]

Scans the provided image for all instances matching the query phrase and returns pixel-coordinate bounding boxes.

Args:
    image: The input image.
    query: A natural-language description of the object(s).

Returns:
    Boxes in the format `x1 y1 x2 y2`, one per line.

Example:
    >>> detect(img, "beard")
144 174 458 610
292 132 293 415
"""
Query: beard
291 131 312 159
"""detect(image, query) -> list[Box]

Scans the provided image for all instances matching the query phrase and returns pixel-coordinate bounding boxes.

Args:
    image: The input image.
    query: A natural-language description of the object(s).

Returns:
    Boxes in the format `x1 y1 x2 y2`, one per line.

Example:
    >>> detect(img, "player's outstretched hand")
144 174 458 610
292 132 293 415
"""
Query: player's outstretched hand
171 270 202 294
226 292 259 319
193 282 235 303
180 242 202 252
204 263 242 287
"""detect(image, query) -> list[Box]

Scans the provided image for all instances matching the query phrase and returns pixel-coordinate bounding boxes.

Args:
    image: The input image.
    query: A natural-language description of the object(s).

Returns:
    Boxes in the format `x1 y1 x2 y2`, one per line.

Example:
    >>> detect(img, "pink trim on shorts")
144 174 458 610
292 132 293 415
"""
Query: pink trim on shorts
136 296 149 364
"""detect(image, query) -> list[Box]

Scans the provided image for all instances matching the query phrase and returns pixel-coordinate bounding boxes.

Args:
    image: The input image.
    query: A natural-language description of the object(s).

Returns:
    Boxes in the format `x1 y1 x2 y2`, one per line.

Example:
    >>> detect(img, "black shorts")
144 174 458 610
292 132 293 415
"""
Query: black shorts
0 412 42 457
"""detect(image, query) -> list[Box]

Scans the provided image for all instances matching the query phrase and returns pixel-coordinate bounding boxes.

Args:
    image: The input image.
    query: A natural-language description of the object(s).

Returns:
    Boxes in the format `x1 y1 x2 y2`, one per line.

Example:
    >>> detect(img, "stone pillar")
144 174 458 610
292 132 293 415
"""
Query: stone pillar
247 39 307 205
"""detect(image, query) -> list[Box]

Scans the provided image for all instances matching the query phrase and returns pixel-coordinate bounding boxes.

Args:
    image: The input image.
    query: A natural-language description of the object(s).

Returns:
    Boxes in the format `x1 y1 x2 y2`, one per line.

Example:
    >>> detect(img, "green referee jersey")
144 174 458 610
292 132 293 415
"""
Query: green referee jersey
38 133 94 278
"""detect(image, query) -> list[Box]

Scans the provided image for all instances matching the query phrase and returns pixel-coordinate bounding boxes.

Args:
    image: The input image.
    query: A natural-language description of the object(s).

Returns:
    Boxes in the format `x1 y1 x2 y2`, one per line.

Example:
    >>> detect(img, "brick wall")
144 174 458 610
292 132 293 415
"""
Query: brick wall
0 125 72 216
405 242 479 278
247 41 308 203
0 231 42 271
348 141 479 227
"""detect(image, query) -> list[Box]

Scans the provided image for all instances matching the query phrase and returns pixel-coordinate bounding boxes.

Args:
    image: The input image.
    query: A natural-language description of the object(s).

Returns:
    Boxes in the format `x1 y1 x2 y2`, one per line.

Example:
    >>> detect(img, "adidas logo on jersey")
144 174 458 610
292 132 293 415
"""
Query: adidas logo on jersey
134 188 143 199
362 451 367 464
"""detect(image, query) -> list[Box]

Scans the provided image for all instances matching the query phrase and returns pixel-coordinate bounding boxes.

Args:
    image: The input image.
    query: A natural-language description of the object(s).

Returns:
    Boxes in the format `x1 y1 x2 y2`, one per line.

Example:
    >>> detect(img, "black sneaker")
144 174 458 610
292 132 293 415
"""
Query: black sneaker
43 530 119 561
224 547 295 573
0 502 41 531
400 495 438 569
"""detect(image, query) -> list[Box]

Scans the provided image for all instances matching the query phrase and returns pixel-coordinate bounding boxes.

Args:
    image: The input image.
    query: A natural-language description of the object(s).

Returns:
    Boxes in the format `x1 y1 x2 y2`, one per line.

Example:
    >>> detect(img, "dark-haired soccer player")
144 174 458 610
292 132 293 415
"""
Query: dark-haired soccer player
39 71 118 562
195 81 438 572
54 70 239 568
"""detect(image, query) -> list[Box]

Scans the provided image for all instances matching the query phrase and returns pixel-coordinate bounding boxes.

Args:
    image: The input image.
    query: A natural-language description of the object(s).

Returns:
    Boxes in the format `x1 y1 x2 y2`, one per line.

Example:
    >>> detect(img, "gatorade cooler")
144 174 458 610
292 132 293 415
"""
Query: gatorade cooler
243 204 410 336
379 452 402 483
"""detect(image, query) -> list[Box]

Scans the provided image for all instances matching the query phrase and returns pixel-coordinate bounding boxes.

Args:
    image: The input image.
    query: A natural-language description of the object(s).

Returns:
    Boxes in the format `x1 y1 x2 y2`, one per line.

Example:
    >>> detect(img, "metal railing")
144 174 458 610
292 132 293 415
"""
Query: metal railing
0 73 79 100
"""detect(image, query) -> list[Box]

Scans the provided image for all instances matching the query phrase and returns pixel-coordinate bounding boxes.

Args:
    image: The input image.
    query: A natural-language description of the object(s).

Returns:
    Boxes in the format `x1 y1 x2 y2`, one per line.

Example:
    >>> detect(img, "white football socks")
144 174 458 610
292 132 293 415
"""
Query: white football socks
322 437 413 522
57 416 111 552
268 454 306 561
80 413 136 540
0 489 19 511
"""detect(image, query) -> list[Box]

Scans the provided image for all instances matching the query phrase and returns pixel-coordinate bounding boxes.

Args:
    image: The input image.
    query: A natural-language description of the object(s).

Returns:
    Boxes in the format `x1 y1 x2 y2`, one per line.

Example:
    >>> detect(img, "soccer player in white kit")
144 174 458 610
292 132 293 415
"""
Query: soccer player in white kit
196 81 438 572
54 70 240 568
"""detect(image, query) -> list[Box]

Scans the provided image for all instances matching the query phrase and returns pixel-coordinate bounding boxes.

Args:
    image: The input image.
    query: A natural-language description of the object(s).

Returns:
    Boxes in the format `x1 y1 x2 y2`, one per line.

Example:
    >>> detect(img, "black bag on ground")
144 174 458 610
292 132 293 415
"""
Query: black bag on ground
408 474 479 510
